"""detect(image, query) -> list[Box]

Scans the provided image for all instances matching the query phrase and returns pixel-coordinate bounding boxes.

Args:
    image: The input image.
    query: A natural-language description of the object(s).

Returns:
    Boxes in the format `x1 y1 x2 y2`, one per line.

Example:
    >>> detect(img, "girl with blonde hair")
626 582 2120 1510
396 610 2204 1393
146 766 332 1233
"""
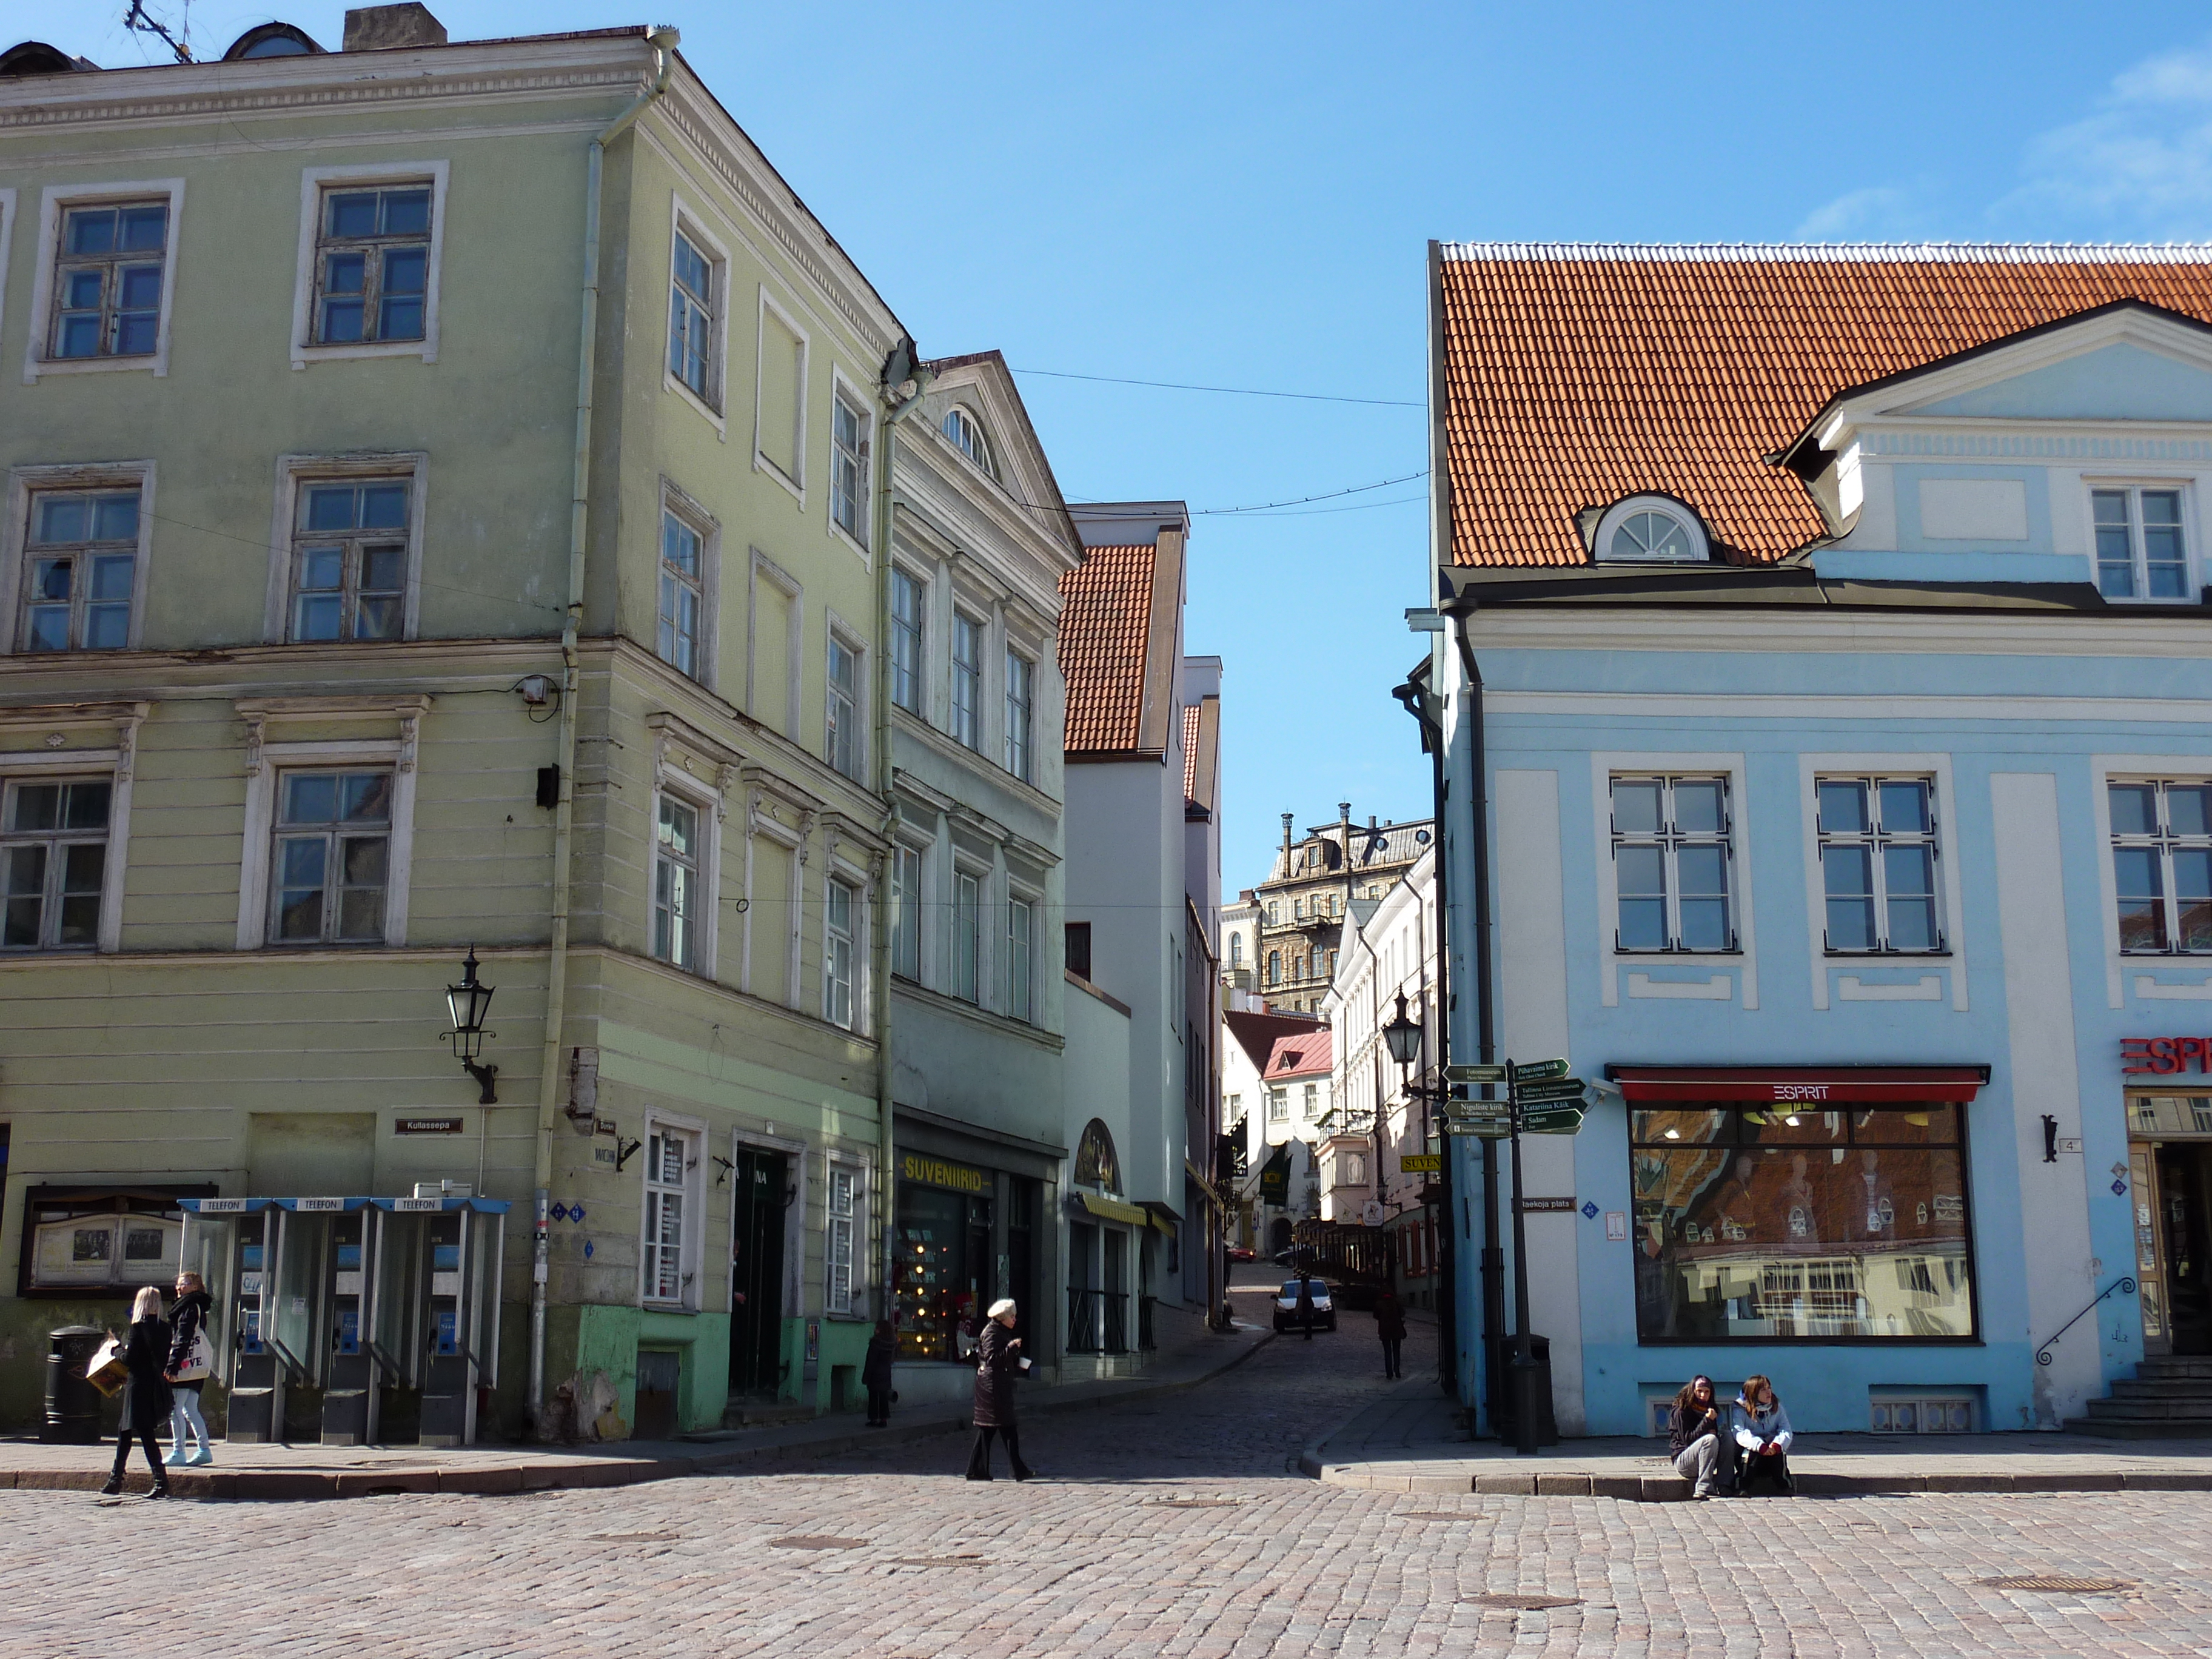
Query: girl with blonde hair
102 1284 175 1498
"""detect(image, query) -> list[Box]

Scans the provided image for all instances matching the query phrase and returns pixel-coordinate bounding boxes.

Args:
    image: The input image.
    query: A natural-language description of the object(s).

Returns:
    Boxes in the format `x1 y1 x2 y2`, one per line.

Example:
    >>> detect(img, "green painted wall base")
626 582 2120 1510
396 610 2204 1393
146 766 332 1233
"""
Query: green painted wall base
540 1301 730 1439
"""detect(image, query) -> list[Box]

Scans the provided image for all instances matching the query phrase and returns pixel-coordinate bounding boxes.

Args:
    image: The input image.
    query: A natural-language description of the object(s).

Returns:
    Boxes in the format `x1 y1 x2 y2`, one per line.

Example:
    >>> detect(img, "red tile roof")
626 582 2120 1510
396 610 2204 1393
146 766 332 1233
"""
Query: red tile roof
1265 1027 1333 1080
1058 543 1156 752
1436 243 2212 567
1182 703 1200 800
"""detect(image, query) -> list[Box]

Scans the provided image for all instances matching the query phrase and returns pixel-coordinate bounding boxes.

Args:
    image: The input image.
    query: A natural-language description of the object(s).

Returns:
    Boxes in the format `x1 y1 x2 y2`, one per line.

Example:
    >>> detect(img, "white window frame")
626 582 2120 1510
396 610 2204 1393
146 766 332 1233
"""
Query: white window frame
824 613 865 782
263 452 429 645
24 179 185 383
649 772 722 980
654 479 720 686
889 563 925 716
0 723 139 955
2106 773 2212 957
2 461 156 658
2085 479 2196 605
287 162 447 370
747 549 804 743
823 869 860 1030
827 370 871 557
1795 754 1967 1012
824 1159 861 1316
753 287 809 499
1005 648 1036 782
236 729 421 951
663 199 729 429
1593 494 1709 563
889 836 927 986
953 862 984 1005
1811 773 1946 955
0 190 17 361
1007 886 1036 1022
950 610 983 751
638 1110 705 1312
1268 1088 1288 1123
1589 751 1757 1010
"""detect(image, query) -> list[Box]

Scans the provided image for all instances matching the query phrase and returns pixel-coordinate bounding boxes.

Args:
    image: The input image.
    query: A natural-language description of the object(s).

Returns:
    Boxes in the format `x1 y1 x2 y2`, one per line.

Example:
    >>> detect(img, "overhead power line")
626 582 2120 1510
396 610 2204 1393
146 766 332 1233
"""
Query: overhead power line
1012 365 1423 409
1193 471 1429 515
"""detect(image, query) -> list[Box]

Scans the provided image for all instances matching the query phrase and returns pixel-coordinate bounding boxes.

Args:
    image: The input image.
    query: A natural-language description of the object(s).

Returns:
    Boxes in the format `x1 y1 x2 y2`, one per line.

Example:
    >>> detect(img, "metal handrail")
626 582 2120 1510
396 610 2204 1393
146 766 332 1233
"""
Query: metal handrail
2034 1274 2137 1367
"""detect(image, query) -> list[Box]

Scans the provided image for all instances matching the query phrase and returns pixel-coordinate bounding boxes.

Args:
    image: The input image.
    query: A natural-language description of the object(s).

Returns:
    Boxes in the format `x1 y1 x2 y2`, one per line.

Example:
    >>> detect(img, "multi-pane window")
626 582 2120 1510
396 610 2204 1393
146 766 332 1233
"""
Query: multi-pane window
292 480 408 643
950 615 982 749
657 510 703 677
890 843 922 981
954 869 980 1003
669 231 716 401
890 569 923 714
642 1128 692 1304
1005 651 1034 782
942 407 996 478
2093 488 2188 601
1267 950 1281 985
654 795 700 970
1818 777 1941 953
313 185 430 344
825 1165 856 1315
831 395 867 539
2111 780 2212 953
21 490 138 652
1269 1088 1289 1122
1302 1084 1319 1119
1 777 110 951
826 637 859 779
1008 896 1034 1022
270 771 391 943
1611 775 1734 952
51 201 168 359
825 876 857 1028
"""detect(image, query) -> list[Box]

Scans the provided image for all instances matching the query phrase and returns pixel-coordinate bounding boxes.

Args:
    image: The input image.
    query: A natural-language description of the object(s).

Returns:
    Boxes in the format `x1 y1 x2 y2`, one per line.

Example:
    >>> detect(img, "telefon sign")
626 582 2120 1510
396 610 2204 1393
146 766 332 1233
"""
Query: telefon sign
2121 1037 2212 1074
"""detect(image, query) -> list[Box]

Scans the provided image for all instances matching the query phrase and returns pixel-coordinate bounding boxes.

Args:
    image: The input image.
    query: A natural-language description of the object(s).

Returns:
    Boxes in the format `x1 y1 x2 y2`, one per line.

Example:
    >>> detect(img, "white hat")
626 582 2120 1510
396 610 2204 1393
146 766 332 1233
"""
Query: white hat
987 1298 1017 1318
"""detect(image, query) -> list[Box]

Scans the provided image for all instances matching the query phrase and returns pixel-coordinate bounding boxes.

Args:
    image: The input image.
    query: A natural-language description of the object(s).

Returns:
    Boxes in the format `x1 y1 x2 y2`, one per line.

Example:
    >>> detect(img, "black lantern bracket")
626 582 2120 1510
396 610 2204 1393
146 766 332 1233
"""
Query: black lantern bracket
441 945 500 1104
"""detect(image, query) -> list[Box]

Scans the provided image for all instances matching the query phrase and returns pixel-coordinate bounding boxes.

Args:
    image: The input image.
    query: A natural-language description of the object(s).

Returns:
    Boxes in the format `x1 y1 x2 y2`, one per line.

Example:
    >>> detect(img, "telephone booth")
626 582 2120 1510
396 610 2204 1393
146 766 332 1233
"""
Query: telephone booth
369 1194 506 1447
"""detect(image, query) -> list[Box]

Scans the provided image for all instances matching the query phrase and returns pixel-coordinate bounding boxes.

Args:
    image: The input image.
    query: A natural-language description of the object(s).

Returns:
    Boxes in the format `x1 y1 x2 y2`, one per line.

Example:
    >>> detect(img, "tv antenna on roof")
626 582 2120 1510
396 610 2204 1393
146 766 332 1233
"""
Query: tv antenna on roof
123 0 193 62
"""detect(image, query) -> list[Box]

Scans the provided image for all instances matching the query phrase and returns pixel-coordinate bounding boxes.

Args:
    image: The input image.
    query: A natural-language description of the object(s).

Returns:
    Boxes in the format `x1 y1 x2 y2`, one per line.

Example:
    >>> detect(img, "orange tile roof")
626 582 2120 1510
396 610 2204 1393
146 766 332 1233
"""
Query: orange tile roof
1265 1027 1334 1081
1437 243 2212 567
1058 543 1156 753
1182 703 1200 801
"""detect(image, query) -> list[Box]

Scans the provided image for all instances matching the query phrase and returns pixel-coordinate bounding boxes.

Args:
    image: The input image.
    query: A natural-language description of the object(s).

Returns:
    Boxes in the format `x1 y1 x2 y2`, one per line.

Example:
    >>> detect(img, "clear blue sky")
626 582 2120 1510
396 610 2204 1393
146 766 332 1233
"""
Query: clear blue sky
32 1 2212 890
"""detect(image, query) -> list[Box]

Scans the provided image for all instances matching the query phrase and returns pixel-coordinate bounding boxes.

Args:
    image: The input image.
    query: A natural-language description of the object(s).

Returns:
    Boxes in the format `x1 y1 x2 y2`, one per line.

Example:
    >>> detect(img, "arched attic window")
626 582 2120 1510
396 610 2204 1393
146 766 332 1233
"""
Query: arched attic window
223 22 323 58
942 406 998 479
1594 495 1710 563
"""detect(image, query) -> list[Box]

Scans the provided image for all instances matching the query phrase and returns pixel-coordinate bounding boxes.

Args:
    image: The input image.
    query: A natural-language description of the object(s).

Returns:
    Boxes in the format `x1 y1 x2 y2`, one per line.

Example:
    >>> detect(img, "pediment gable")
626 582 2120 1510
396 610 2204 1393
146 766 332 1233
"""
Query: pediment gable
916 352 1076 560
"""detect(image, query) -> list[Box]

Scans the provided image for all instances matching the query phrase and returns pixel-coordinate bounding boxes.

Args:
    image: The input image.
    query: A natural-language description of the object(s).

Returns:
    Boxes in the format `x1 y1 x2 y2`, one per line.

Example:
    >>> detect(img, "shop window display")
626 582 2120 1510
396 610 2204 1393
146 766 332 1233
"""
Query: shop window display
893 1183 992 1362
1630 1104 1974 1342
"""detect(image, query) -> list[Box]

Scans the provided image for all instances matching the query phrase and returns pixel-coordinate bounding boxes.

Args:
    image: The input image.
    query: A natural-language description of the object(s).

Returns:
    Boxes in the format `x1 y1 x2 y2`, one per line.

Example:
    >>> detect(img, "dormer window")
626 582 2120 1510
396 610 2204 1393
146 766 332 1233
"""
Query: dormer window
1594 495 1709 563
942 407 997 479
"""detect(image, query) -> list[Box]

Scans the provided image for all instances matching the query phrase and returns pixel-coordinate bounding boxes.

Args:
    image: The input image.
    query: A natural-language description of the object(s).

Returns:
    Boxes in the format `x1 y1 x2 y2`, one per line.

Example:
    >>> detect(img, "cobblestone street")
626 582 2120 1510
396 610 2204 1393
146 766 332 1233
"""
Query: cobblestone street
11 1289 2212 1658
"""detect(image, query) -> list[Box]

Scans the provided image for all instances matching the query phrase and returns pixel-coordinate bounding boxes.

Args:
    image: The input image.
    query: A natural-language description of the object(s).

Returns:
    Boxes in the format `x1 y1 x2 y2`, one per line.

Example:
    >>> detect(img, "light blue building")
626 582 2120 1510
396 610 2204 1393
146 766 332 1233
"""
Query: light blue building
1421 245 2212 1438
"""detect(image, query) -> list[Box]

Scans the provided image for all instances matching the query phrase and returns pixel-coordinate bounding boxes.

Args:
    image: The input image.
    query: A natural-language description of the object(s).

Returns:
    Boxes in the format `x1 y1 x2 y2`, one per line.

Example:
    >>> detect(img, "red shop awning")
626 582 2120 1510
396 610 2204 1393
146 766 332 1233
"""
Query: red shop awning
1607 1065 1989 1105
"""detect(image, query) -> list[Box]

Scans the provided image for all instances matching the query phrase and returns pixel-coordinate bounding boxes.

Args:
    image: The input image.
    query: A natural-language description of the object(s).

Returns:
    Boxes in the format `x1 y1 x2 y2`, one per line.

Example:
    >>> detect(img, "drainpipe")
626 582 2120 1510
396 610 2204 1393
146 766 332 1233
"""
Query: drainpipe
529 25 680 1433
871 347 933 1318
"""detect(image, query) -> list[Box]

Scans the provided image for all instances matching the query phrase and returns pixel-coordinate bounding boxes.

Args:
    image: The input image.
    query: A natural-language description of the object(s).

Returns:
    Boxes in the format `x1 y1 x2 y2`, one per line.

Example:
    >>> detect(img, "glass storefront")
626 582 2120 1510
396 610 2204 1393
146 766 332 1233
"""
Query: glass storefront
893 1179 991 1363
2128 1093 2212 1356
1630 1103 1975 1342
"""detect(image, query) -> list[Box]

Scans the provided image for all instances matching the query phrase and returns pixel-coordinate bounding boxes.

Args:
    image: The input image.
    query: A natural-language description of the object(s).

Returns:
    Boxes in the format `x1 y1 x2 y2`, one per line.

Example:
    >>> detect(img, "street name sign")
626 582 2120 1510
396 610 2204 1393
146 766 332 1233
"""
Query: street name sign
1512 1077 1587 1102
1521 1105 1587 1136
1444 1120 1512 1139
1446 1064 1507 1084
1509 1058 1570 1082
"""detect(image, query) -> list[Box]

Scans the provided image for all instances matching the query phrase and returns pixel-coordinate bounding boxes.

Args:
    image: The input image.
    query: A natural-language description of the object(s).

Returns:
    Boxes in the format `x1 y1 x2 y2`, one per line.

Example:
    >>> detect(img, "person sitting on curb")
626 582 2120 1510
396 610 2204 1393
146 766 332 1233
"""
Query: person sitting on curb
1667 1373 1726 1499
1731 1373 1795 1496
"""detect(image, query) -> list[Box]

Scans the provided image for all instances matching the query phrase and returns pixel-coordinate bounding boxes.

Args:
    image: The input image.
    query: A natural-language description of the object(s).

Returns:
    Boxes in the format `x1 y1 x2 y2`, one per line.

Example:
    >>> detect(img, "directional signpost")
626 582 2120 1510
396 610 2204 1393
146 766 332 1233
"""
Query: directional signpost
1446 1063 1507 1085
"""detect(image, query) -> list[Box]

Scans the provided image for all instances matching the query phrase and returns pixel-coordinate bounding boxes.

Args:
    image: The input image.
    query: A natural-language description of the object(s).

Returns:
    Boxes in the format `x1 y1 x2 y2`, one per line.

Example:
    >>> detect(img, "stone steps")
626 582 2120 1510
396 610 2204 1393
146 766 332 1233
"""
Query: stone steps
2066 1353 2212 1438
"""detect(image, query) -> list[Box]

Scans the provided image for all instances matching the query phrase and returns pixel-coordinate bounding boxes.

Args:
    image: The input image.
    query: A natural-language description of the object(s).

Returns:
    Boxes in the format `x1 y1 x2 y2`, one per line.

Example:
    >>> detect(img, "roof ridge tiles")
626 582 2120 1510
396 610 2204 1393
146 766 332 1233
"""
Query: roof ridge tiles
1439 241 2212 264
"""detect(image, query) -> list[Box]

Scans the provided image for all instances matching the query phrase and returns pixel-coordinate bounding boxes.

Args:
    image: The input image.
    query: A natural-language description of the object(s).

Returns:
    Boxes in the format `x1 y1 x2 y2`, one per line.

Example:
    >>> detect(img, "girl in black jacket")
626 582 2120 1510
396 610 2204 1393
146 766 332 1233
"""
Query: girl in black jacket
964 1299 1035 1481
165 1273 215 1466
862 1319 897 1427
102 1285 174 1498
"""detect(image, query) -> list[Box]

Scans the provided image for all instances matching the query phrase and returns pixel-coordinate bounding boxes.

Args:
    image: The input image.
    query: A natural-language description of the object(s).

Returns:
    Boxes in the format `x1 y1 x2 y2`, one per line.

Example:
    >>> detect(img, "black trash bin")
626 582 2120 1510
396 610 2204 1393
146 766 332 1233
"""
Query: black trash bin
44 1325 107 1444
1486 1332 1560 1447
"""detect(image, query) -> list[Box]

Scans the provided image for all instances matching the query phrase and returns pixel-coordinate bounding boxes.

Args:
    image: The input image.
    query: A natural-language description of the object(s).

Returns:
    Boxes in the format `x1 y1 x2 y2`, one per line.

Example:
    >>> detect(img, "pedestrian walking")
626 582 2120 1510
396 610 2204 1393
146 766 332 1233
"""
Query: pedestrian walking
862 1318 897 1428
101 1285 175 1498
964 1298 1036 1481
1731 1374 1795 1496
1373 1289 1407 1379
1295 1276 1316 1341
1667 1373 1726 1499
163 1271 216 1467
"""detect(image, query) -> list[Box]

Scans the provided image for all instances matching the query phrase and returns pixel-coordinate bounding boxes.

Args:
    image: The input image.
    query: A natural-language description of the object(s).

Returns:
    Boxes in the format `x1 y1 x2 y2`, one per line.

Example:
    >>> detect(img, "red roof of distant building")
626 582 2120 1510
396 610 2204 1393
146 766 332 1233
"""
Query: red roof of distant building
1059 543 1155 752
1436 243 2212 567
1265 1028 1334 1080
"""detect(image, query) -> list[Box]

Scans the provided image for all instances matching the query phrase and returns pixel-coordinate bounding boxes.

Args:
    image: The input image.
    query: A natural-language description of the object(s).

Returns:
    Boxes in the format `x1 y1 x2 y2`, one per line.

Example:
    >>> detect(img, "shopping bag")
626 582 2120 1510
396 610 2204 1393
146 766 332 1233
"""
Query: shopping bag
172 1330 215 1384
85 1336 128 1398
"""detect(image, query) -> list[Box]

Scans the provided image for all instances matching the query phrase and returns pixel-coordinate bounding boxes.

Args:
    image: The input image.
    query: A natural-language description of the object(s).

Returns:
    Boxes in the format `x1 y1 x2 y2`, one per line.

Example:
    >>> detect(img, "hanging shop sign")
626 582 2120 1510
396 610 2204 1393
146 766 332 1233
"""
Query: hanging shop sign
900 1153 990 1195
1257 1147 1291 1202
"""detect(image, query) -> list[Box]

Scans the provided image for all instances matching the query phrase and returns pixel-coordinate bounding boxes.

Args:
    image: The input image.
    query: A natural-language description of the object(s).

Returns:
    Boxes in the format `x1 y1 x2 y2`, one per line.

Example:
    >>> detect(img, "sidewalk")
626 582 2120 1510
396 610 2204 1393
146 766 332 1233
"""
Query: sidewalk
1 1318 1273 1503
1301 1379 2212 1500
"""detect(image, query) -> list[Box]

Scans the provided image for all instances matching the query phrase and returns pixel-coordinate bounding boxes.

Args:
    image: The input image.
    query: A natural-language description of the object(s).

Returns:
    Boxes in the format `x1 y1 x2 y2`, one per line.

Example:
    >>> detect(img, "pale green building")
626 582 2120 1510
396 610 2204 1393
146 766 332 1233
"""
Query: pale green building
0 8 914 1439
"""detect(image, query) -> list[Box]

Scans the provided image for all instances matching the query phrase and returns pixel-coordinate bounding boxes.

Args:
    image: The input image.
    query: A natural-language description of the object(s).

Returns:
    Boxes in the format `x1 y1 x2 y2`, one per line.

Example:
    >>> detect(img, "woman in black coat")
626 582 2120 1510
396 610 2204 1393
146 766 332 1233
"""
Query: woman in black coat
964 1298 1035 1481
862 1319 897 1427
103 1284 175 1498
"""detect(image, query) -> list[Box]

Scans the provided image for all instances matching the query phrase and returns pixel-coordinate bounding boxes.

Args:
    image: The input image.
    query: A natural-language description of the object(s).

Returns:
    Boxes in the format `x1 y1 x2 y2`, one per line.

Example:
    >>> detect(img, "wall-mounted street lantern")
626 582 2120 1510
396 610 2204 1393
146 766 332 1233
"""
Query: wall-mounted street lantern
1382 991 1424 1068
441 945 498 1104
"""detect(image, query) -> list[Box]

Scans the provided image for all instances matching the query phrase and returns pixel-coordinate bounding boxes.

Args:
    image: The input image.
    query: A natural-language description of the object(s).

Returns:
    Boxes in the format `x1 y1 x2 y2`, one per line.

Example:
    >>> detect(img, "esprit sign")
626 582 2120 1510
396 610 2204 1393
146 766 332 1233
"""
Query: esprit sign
2122 1037 2212 1074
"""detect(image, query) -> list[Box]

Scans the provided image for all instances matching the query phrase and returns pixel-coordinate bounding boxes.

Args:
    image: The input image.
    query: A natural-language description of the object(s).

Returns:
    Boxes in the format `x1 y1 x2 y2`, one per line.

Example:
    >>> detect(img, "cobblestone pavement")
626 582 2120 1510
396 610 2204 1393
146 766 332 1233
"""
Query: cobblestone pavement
11 1283 2212 1658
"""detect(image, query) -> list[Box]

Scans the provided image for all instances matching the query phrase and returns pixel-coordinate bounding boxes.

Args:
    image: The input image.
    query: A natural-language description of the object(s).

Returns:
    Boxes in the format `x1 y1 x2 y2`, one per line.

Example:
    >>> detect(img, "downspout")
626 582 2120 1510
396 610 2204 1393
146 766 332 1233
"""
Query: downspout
871 347 932 1318
529 25 680 1432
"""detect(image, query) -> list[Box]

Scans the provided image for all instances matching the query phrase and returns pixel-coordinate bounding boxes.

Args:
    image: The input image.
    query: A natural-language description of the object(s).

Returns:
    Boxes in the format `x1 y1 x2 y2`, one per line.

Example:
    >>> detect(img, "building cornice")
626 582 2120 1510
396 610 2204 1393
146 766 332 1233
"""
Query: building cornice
1458 606 2212 657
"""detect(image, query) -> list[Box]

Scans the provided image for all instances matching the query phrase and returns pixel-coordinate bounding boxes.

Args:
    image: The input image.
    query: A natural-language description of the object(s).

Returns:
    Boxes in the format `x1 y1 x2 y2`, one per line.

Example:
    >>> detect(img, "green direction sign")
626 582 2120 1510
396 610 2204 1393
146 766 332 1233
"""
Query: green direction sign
1509 1058 1570 1083
1444 1101 1511 1120
1445 1120 1513 1139
1446 1064 1507 1084
1513 1077 1587 1102
1521 1105 1587 1136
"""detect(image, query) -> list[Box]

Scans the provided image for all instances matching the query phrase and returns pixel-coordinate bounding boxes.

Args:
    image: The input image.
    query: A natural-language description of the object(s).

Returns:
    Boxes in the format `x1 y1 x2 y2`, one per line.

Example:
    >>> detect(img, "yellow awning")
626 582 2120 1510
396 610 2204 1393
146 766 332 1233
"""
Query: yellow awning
1073 1190 1150 1227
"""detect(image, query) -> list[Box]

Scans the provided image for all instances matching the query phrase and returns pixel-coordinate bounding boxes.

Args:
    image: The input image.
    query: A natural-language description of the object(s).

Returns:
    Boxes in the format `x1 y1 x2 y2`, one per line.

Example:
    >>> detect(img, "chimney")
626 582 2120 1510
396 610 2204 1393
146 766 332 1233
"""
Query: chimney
1281 811 1294 860
344 4 447 50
